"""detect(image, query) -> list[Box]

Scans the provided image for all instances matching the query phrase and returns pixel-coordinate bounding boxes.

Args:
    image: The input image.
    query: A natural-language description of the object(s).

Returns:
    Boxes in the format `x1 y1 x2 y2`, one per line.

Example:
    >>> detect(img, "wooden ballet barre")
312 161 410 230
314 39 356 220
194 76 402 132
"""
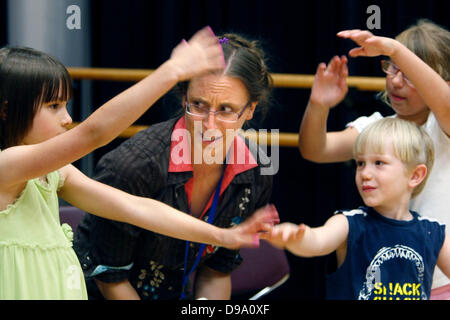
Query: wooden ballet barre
272 73 385 91
67 67 385 147
242 131 299 147
68 123 300 147
67 67 386 91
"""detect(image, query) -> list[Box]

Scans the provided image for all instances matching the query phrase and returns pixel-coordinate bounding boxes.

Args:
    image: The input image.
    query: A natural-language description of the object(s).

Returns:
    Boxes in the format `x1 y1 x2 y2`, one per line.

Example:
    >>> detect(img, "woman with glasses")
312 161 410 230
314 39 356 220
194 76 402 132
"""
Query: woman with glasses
298 19 450 298
73 33 275 300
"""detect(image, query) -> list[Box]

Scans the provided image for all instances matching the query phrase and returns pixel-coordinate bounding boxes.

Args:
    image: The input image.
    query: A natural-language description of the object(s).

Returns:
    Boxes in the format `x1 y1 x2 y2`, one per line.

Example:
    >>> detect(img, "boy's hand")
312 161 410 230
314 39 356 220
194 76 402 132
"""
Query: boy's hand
337 29 397 58
168 26 225 82
260 222 307 249
222 204 280 250
309 55 348 109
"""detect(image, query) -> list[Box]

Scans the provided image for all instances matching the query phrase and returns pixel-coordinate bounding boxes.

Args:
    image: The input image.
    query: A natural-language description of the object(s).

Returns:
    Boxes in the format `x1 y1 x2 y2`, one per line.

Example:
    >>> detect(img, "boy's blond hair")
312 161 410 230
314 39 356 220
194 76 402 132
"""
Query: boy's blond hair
353 118 434 198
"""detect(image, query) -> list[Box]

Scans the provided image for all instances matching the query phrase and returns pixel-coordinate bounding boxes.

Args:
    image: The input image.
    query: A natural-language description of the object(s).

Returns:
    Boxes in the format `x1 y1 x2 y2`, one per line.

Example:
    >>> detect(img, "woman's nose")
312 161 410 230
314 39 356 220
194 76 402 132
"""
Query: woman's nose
204 111 218 129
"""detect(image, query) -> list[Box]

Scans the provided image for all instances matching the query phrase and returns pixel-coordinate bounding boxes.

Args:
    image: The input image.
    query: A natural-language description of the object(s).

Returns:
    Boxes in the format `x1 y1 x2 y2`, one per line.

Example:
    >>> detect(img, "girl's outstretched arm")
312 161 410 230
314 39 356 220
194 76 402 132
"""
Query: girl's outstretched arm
299 55 358 163
338 29 450 136
261 214 348 257
0 27 224 188
58 164 278 249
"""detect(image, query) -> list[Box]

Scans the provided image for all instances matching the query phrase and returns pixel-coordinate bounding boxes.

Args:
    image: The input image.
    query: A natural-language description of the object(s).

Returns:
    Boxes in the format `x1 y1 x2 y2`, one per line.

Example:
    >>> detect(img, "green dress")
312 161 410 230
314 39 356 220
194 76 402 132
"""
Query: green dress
0 170 87 299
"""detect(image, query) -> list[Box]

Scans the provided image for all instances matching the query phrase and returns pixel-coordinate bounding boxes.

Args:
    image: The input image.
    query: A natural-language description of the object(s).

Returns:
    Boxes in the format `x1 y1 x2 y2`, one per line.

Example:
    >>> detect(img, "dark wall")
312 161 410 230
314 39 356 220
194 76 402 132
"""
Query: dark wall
0 0 6 47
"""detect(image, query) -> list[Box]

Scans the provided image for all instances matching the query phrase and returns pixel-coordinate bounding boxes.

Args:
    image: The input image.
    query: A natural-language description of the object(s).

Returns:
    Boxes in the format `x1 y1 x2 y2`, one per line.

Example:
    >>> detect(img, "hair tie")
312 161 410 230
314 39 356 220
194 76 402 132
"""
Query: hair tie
219 37 229 44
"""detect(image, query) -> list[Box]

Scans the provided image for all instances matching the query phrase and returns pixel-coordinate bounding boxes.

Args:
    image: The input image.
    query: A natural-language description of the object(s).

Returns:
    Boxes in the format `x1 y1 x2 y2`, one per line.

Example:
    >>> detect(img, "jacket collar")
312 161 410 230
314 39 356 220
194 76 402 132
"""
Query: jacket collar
167 116 258 185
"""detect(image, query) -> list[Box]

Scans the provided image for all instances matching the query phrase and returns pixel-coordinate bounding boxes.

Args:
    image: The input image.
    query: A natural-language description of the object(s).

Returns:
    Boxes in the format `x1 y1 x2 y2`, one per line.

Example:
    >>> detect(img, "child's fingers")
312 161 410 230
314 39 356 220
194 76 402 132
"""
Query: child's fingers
316 62 327 76
241 206 279 233
338 30 375 51
341 56 349 75
256 222 276 233
269 226 283 238
189 26 217 45
282 229 293 242
297 224 307 237
252 234 260 247
267 204 280 224
258 232 269 240
205 46 226 69
282 225 304 242
339 55 349 78
192 29 224 66
348 47 365 57
337 29 362 38
326 56 340 74
259 204 280 225
171 38 189 56
350 30 374 43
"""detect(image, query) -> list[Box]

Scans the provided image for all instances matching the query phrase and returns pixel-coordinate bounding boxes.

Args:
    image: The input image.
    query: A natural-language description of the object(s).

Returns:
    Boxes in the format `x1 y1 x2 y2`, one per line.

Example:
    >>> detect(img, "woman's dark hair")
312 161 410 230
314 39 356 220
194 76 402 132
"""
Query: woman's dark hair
0 47 73 149
177 33 273 126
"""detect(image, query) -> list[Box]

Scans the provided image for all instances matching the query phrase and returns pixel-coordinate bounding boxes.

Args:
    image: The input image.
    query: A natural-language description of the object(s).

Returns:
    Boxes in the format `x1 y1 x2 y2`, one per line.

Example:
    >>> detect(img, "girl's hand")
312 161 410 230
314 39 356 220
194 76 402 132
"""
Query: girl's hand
260 222 306 249
337 29 397 58
168 26 225 82
309 55 348 109
222 204 280 250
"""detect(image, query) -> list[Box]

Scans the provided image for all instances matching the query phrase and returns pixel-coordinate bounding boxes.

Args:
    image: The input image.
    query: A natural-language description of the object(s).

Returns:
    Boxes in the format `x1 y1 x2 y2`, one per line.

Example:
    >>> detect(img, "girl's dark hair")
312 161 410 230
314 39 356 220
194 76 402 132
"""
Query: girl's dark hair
0 47 72 149
177 33 273 126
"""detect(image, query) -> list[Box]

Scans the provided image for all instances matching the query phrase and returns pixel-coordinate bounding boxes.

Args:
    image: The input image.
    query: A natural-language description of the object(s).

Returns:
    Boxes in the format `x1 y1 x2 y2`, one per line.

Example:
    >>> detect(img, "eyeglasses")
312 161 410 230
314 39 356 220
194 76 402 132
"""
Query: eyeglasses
381 60 415 88
185 101 251 123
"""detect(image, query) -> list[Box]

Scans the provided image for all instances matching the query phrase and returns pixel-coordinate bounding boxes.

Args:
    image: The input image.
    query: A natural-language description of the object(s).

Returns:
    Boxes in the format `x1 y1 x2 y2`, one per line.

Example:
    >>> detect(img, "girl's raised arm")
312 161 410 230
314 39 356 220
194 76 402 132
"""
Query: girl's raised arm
58 164 278 249
338 29 450 135
0 27 224 188
298 55 358 163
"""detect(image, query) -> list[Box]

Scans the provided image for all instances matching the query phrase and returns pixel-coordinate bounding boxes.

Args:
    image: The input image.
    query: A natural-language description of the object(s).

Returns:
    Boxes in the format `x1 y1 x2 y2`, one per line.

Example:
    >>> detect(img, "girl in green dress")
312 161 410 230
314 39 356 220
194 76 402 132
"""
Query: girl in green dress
0 27 278 299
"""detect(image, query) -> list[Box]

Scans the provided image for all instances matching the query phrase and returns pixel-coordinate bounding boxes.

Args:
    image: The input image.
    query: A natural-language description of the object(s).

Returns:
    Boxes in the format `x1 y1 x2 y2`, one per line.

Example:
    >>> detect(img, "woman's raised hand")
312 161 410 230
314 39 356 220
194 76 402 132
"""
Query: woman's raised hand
168 26 225 82
309 55 349 109
337 29 397 58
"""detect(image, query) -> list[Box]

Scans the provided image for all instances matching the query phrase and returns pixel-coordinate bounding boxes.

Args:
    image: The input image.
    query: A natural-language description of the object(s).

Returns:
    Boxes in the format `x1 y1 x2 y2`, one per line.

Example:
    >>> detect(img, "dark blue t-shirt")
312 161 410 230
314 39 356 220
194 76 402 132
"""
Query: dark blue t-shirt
326 206 445 300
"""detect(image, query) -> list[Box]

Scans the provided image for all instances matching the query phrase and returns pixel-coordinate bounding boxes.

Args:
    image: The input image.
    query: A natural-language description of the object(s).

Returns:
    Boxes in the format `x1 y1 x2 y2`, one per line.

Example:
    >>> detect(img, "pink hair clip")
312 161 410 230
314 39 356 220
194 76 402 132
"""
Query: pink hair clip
219 37 229 44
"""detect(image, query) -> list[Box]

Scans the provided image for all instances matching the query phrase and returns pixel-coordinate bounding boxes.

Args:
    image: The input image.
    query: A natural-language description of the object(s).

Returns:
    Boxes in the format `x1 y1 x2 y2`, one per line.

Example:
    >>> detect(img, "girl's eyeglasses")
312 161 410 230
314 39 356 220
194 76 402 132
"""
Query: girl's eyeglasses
381 60 415 88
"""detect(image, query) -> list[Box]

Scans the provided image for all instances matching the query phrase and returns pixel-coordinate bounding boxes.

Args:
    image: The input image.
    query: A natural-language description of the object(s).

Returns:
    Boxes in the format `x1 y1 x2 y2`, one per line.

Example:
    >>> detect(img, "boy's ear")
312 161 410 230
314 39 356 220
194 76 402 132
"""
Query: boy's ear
409 164 427 189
